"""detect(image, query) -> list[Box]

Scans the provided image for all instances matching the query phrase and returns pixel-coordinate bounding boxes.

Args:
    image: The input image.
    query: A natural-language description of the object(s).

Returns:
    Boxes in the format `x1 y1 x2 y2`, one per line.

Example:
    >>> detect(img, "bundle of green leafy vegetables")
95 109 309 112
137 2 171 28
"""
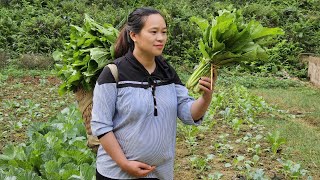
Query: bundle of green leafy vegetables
54 14 119 95
186 9 284 92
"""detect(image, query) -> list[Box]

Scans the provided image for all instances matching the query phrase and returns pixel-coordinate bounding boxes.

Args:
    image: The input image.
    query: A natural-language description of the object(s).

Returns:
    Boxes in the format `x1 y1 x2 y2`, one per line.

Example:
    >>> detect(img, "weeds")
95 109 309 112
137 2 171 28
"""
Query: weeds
18 54 54 69
0 51 9 68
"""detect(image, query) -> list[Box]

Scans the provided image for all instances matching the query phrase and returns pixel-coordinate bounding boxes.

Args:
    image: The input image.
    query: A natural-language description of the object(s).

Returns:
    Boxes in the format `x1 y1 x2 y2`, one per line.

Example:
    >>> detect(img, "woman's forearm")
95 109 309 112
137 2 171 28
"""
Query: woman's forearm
190 76 215 121
99 131 128 169
191 95 211 120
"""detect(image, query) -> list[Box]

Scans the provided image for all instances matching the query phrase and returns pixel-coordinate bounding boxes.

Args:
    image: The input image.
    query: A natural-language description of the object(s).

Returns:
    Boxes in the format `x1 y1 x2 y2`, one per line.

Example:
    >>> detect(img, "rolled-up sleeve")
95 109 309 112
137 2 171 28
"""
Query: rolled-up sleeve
175 84 203 125
91 82 117 137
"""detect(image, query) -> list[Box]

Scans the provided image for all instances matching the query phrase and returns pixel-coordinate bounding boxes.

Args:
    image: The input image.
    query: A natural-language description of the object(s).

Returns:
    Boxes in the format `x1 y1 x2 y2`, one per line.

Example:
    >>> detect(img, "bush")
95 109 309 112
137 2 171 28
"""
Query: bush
1 0 319 78
17 54 54 69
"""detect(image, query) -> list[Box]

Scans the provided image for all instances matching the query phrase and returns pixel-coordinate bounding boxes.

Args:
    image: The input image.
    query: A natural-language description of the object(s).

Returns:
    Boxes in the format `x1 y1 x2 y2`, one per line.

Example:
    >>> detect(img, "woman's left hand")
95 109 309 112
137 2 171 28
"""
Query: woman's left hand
198 68 217 99
198 77 213 99
190 68 218 120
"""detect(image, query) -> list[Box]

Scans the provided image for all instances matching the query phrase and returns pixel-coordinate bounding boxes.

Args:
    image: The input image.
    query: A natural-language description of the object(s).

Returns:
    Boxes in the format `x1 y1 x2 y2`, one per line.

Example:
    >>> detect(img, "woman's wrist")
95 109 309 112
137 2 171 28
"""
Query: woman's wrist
201 94 212 106
118 158 129 170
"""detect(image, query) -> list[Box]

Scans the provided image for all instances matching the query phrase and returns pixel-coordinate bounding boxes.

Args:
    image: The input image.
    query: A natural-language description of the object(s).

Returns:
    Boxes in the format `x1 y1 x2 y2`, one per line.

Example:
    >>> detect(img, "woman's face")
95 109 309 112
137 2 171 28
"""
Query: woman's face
131 14 167 57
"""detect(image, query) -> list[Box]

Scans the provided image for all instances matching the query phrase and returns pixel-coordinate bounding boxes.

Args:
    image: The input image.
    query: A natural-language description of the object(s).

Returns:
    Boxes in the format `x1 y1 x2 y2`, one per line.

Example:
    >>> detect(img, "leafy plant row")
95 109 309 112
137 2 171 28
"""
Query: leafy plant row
0 105 96 180
177 85 313 179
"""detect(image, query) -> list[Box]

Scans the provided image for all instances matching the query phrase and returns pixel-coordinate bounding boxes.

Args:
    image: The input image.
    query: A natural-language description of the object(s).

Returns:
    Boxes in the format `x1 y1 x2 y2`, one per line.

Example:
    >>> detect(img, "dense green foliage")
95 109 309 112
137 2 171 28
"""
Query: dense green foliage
54 14 119 94
1 0 319 77
0 105 96 179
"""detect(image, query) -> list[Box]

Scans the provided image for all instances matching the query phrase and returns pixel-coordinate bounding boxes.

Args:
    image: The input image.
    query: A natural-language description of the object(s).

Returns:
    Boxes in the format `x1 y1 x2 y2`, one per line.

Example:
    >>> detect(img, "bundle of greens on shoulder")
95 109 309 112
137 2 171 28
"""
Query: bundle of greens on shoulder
53 14 119 95
186 9 284 92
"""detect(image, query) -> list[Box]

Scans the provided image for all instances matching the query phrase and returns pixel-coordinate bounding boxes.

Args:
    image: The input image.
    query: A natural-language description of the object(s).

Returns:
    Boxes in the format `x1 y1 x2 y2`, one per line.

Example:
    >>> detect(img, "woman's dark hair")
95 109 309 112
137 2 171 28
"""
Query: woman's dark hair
114 7 164 58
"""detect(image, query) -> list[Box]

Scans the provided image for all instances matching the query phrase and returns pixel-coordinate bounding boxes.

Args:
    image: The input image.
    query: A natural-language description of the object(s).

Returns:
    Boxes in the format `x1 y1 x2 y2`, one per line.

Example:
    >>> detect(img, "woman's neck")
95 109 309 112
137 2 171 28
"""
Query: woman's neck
133 49 156 74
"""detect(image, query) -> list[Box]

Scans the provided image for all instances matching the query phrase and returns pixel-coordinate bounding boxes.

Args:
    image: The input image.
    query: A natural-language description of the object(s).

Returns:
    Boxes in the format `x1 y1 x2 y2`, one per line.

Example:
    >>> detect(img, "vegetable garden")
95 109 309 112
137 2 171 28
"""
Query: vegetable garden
1 0 320 179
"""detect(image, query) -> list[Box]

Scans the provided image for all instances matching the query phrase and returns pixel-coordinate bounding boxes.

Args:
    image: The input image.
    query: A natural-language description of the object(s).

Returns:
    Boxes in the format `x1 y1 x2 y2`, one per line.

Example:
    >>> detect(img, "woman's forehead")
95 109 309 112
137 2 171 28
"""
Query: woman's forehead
143 14 167 29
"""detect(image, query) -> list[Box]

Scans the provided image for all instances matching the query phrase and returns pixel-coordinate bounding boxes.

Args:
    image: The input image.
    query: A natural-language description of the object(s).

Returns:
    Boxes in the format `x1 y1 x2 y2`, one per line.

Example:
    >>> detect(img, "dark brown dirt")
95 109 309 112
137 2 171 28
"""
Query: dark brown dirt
174 119 317 179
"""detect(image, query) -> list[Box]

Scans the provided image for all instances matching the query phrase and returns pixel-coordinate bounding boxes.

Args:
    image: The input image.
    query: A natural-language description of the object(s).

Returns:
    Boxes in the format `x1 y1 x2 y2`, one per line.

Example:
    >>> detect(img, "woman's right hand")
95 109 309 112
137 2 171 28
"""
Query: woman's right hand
121 160 156 177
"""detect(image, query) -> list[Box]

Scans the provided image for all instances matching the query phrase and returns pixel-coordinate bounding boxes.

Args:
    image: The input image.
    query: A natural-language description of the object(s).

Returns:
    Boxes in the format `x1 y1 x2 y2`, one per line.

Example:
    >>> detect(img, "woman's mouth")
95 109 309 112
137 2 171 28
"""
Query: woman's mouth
154 44 164 48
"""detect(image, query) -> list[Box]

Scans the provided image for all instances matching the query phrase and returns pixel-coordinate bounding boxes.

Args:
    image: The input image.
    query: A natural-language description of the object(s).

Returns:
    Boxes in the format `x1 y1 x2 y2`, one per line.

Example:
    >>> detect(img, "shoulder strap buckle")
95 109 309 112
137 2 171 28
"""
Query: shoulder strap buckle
107 64 119 83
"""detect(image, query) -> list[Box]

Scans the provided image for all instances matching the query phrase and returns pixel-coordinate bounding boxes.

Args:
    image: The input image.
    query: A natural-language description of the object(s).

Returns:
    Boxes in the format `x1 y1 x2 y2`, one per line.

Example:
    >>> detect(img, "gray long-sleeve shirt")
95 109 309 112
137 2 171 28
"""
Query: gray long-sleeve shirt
91 51 201 180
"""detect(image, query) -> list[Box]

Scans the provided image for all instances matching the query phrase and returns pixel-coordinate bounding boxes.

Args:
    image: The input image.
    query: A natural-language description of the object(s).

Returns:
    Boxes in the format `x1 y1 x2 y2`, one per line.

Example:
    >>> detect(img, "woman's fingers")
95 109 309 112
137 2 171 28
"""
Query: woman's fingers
198 84 212 93
199 77 214 99
199 77 212 90
136 162 156 177
124 161 156 177
137 162 152 170
138 165 156 176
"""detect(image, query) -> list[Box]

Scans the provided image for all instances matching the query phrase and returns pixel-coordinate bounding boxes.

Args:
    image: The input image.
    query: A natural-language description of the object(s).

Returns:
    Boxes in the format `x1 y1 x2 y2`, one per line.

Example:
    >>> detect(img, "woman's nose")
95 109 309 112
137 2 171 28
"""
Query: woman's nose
156 33 166 41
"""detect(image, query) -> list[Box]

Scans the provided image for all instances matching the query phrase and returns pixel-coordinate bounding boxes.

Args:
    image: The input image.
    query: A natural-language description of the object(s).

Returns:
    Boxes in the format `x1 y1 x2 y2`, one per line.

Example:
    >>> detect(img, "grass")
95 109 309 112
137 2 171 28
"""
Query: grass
250 87 320 127
249 86 320 176
257 117 320 170
0 65 54 78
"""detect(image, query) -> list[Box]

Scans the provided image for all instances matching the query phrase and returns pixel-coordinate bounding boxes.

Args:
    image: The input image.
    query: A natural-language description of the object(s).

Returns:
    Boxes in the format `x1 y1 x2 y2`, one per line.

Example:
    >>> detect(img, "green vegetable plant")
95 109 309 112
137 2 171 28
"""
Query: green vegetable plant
277 159 312 179
231 118 244 135
246 168 268 180
54 14 119 95
266 131 286 156
0 105 96 179
177 123 200 154
189 154 214 174
208 172 224 180
186 9 284 92
233 155 245 170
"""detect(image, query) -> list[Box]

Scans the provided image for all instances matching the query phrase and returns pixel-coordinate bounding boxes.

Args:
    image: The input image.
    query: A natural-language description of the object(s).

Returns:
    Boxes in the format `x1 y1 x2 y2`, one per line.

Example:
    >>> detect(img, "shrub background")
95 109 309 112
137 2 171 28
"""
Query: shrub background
0 0 319 77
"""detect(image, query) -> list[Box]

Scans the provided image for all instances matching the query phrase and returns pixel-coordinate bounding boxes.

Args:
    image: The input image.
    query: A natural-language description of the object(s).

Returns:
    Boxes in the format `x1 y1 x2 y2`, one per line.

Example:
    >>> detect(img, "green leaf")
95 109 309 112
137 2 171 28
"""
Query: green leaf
72 60 87 67
224 163 232 168
58 82 68 95
60 163 79 179
199 40 210 59
227 29 252 52
190 16 209 33
77 37 86 47
212 52 241 64
79 163 95 180
85 48 111 75
220 23 238 42
0 144 27 161
70 25 85 34
110 44 115 59
247 20 285 40
67 71 82 85
43 160 60 178
210 26 225 53
0 166 42 180
82 37 97 48
52 51 62 61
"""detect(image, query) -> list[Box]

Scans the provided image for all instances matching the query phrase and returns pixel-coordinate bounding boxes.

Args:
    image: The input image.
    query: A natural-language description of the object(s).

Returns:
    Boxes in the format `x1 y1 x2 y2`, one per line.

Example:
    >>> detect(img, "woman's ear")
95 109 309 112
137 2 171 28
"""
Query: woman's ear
129 31 137 42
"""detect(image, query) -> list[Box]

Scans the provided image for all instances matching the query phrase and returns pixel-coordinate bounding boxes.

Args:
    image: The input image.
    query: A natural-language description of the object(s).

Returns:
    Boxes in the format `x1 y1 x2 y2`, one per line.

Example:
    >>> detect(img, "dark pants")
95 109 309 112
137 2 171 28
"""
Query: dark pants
96 170 159 180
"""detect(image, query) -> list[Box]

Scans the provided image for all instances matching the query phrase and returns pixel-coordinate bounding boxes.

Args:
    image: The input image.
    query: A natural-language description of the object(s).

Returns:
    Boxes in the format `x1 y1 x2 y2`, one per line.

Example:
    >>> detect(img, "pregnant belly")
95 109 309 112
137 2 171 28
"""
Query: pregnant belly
117 131 175 166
